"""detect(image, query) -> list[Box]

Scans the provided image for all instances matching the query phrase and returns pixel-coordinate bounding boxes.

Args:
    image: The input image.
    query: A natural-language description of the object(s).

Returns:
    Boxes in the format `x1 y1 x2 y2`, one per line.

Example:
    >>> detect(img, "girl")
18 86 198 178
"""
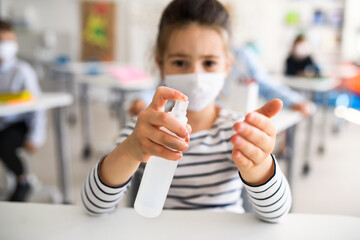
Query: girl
285 34 321 77
82 0 291 223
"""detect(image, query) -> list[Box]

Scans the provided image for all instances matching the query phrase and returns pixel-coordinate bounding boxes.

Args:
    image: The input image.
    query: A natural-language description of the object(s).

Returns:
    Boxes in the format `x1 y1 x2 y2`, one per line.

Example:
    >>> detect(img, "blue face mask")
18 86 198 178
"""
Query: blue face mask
165 72 226 111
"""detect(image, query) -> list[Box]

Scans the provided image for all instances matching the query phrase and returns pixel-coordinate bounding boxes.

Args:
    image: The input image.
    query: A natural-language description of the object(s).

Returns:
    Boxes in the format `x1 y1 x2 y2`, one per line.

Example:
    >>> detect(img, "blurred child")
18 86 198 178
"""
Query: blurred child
0 20 46 201
82 0 291 223
231 44 311 117
285 34 321 77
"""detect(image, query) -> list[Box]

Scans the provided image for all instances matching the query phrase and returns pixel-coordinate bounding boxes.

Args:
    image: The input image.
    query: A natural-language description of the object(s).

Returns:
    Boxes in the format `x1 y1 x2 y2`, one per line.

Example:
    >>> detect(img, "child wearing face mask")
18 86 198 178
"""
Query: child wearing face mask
0 20 46 201
285 34 321 77
82 0 292 223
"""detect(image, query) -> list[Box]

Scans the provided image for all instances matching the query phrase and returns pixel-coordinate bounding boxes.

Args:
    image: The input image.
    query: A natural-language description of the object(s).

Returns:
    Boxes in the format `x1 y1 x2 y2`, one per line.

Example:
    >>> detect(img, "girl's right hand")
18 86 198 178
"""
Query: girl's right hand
125 86 191 163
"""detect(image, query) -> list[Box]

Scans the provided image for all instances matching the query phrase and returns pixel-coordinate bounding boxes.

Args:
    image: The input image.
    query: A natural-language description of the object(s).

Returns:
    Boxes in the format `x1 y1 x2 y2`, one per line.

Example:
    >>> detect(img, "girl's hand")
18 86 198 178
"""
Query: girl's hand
126 86 191 163
291 102 311 117
231 99 283 186
129 99 146 117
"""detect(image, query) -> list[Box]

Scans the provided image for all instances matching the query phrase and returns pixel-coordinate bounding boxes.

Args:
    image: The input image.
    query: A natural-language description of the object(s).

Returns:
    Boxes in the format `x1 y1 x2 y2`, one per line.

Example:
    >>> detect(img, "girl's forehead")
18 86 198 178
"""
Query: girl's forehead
165 24 227 57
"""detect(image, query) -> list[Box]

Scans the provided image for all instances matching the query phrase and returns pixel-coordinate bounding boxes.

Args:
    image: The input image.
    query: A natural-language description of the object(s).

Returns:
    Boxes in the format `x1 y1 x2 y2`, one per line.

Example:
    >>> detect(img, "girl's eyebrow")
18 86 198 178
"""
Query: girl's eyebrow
167 53 189 58
200 54 220 59
167 53 220 59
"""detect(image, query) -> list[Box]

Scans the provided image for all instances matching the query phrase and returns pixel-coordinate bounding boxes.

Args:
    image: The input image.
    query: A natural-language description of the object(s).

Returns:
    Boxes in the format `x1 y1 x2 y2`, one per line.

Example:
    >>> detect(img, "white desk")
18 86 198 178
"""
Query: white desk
280 76 340 92
1 202 359 240
0 93 74 203
271 107 314 190
0 94 72 116
50 62 158 159
279 76 340 175
272 108 304 133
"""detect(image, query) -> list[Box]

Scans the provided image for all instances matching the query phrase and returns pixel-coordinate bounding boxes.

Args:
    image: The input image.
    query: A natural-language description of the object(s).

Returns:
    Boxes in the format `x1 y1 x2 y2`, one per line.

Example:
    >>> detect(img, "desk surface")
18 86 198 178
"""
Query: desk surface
76 74 158 91
280 76 340 92
1 202 359 240
272 108 304 133
265 101 315 133
0 93 73 116
51 61 116 74
52 61 158 91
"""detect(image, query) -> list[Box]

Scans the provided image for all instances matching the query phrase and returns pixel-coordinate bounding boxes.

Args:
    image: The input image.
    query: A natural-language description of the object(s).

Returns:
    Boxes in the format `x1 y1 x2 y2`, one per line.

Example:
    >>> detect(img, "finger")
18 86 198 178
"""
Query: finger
231 134 267 165
185 124 192 143
148 124 189 152
242 111 277 137
255 99 283 118
233 121 273 153
232 149 254 170
149 86 188 111
186 124 192 135
146 108 189 138
141 138 183 161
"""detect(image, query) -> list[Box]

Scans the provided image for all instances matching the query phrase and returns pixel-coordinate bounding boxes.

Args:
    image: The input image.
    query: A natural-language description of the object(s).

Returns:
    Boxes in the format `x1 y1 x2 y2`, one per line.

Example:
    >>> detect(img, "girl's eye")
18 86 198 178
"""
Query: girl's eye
172 60 186 67
204 60 216 68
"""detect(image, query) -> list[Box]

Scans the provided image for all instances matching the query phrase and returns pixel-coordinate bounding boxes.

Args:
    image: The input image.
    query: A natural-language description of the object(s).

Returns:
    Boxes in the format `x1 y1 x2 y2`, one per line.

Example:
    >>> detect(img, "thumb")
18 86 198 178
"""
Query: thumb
255 99 283 118
149 86 188 111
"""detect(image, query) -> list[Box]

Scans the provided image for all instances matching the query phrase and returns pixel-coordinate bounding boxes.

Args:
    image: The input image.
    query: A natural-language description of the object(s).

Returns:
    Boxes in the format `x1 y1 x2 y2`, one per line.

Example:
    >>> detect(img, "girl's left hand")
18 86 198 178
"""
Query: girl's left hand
231 99 283 186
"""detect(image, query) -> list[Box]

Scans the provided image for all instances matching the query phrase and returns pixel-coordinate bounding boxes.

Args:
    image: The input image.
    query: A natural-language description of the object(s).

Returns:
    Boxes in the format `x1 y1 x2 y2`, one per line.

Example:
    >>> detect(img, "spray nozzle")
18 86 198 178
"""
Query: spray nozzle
171 100 189 114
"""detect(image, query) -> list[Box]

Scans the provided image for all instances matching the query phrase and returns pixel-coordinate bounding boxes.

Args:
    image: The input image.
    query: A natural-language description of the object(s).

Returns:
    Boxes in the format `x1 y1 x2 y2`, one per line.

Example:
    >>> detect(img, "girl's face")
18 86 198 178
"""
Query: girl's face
159 23 231 76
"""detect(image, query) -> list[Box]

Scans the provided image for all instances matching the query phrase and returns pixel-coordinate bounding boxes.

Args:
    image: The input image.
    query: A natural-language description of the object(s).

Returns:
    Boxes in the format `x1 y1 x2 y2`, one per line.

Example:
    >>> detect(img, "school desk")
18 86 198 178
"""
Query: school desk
272 107 307 190
50 62 157 159
280 76 340 175
0 201 359 240
0 93 74 204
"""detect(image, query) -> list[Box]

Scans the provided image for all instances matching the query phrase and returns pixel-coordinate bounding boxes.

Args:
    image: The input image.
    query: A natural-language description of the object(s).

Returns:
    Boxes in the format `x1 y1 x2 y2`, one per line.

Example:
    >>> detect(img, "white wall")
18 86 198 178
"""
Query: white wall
225 0 287 72
341 0 360 61
2 0 80 60
1 0 132 64
1 0 345 75
126 0 344 74
227 0 344 74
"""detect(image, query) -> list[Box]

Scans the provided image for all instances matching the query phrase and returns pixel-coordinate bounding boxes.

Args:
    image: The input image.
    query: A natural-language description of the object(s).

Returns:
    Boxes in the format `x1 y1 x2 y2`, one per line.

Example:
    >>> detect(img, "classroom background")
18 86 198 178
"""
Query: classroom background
0 0 360 218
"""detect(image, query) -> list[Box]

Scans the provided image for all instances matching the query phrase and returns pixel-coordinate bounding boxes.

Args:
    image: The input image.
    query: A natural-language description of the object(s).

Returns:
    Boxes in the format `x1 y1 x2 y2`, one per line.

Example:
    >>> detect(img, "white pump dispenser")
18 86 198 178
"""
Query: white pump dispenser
134 101 189 218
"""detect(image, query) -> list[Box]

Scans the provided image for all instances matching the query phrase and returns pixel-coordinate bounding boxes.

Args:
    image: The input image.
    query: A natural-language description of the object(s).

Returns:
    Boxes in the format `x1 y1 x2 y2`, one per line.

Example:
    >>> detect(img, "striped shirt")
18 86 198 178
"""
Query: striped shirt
82 108 292 223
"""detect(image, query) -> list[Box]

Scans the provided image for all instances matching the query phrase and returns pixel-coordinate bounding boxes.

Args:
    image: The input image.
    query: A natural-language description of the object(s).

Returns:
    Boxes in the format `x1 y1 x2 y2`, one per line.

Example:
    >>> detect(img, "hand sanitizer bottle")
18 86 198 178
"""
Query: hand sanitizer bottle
134 100 189 218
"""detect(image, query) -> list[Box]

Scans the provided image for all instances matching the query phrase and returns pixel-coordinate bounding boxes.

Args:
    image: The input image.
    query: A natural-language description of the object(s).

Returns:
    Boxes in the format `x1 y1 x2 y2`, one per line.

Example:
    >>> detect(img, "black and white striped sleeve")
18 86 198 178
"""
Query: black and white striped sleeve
81 118 137 216
81 157 131 216
241 155 292 223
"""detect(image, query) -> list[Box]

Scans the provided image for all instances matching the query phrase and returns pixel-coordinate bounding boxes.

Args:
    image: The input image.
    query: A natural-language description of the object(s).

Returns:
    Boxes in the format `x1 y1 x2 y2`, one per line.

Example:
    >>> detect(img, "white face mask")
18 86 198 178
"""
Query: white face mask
293 42 311 59
165 72 226 111
0 41 18 62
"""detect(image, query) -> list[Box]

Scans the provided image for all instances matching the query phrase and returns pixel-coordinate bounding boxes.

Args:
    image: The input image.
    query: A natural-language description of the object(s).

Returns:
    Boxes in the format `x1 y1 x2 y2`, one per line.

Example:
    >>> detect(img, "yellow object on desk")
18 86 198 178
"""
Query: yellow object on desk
0 90 34 104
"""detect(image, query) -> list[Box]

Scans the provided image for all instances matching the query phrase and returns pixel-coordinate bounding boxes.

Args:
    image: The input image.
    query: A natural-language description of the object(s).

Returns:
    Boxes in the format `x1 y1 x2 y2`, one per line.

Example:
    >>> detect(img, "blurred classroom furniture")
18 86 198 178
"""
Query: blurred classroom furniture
50 62 157 159
271 106 315 191
0 93 74 204
279 76 340 174
1 201 359 240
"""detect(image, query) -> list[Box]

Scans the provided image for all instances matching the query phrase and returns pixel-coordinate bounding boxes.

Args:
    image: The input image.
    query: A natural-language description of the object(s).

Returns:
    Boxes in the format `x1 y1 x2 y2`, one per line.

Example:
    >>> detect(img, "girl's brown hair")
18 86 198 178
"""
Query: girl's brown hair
0 20 13 32
155 0 231 61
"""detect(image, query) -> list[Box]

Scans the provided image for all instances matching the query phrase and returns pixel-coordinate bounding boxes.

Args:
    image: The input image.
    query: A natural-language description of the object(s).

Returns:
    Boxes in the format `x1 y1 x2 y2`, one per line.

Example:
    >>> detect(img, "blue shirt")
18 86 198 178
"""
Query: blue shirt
229 46 305 108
